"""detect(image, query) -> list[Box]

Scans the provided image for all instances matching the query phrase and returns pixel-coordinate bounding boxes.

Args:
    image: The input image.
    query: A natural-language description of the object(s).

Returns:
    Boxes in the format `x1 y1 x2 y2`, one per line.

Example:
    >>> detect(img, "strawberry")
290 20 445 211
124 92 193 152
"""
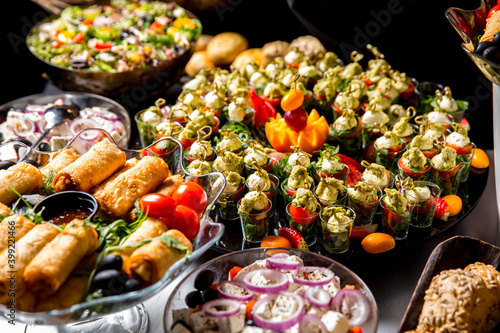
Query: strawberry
350 224 378 239
362 141 377 163
337 154 364 172
461 117 471 131
434 198 450 221
337 154 363 185
278 227 309 251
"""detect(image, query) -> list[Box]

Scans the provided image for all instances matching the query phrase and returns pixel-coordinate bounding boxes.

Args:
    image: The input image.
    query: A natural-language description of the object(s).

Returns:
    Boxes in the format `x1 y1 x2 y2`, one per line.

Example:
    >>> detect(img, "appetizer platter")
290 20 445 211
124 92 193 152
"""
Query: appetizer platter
399 236 500 332
134 33 490 262
165 248 378 333
0 128 225 330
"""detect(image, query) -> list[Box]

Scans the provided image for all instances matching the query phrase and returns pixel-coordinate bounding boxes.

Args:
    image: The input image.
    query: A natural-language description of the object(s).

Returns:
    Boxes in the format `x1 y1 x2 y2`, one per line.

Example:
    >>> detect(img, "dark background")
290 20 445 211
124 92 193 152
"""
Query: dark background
1 0 494 148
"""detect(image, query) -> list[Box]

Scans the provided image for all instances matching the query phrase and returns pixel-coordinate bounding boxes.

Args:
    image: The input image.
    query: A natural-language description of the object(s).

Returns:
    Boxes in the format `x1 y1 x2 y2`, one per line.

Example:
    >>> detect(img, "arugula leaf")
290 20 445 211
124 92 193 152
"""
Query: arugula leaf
39 170 56 196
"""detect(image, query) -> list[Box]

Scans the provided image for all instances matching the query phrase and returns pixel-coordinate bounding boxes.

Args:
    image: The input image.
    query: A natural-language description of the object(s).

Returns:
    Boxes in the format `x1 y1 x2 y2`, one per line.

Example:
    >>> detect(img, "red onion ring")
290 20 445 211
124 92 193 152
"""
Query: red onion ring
24 104 48 115
292 267 334 286
270 253 290 259
202 299 241 318
266 257 300 271
305 286 332 308
299 314 328 333
11 117 35 139
216 281 254 302
330 289 371 327
252 292 304 331
242 269 289 294
69 119 100 141
81 107 118 121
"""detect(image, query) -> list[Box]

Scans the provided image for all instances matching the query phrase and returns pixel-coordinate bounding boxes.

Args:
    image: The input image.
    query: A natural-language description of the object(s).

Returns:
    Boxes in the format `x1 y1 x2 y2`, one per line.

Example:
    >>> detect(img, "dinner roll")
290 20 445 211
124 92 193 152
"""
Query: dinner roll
206 32 248 66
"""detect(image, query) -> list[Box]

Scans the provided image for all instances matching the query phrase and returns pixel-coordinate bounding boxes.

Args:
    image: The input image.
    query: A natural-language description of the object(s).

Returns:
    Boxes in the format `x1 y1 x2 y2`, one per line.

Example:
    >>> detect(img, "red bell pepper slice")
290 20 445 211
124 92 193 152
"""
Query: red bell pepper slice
95 41 113 50
249 89 276 127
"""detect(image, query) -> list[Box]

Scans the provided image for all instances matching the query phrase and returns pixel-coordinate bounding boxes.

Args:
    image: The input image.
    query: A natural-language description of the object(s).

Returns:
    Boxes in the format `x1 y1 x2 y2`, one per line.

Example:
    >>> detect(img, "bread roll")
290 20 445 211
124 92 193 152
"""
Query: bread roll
186 51 216 77
232 48 266 72
206 32 248 66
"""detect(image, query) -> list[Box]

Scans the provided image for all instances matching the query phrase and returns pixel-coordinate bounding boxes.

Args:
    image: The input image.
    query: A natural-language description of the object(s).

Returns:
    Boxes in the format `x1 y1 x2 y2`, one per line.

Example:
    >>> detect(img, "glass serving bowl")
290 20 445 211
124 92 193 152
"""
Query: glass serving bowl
445 0 500 85
164 247 379 332
0 128 225 332
0 92 132 149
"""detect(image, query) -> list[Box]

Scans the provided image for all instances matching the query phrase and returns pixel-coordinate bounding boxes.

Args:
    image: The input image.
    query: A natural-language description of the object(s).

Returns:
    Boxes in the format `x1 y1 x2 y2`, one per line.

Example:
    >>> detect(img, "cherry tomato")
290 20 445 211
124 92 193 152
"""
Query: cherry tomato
162 205 200 240
289 203 317 225
284 106 307 131
281 89 304 111
139 193 176 218
446 143 473 156
228 266 242 281
488 4 500 19
172 182 208 215
72 32 85 43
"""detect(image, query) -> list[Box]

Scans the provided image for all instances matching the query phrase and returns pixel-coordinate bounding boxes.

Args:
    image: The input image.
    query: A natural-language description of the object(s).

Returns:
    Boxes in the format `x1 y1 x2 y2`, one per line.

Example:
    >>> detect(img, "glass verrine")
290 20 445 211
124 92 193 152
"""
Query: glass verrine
319 205 355 253
361 169 395 191
403 181 441 228
281 179 312 207
380 194 413 240
415 81 444 115
430 161 462 196
245 173 279 215
237 198 272 243
314 162 350 183
313 184 348 208
397 158 431 181
374 141 406 174
134 109 158 147
454 142 476 182
285 202 320 246
346 183 382 226
217 182 246 220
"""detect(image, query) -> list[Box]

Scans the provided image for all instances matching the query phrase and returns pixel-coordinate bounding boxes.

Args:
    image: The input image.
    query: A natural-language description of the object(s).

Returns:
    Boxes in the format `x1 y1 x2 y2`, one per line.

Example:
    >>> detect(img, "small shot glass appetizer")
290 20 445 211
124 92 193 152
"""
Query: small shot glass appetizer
312 76 338 117
360 160 393 191
314 145 349 182
391 106 418 144
215 129 247 156
431 86 468 123
332 91 360 119
390 70 416 103
376 77 399 103
203 87 226 118
284 47 305 68
135 98 166 146
258 79 286 108
238 190 273 243
346 182 382 226
297 58 323 88
281 146 312 175
361 104 390 147
445 123 476 182
380 188 412 240
397 147 431 181
402 178 440 228
374 131 406 173
430 146 462 196
183 126 215 164
212 150 244 175
319 205 355 254
415 107 452 131
331 109 363 158
185 158 212 176
408 133 439 159
281 165 315 206
243 141 274 174
215 171 246 220
286 188 320 246
314 177 347 207
246 163 280 215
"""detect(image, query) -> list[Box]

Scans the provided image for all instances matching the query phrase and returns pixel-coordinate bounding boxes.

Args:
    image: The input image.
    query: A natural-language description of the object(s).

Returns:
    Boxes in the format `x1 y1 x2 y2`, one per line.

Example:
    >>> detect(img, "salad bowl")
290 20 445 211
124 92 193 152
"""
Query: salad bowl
0 128 225 332
445 0 500 85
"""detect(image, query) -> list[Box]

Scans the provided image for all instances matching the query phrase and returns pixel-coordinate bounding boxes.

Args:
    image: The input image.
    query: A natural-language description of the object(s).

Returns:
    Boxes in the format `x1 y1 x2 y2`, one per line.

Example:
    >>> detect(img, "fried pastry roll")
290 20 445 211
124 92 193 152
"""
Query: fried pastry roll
0 223 60 298
156 174 185 197
0 163 43 205
0 203 10 218
23 219 97 297
34 275 89 312
40 149 80 177
94 156 169 218
0 215 35 252
90 158 139 195
14 291 37 312
124 229 192 285
52 140 126 193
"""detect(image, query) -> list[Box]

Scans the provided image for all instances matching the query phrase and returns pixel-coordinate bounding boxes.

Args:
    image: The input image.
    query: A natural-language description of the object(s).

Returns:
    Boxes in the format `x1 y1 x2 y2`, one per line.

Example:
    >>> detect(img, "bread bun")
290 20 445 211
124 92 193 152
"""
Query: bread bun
262 40 289 63
195 34 213 52
206 32 248 66
231 48 266 72
185 51 216 77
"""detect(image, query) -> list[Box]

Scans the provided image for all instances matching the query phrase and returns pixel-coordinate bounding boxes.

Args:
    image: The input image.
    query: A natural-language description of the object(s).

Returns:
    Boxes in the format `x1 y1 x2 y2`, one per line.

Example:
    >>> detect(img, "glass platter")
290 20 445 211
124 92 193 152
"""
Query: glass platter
0 129 225 332
209 167 489 263
164 248 378 332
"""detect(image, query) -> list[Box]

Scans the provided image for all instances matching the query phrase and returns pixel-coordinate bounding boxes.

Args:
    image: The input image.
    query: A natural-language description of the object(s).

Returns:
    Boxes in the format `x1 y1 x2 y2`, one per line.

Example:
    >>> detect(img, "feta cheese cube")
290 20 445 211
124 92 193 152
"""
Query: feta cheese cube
320 311 350 333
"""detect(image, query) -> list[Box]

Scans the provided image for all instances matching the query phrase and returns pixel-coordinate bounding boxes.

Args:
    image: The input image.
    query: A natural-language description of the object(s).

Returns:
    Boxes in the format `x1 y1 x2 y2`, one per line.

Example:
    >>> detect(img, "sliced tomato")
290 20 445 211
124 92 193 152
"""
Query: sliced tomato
397 159 430 178
289 203 317 225
488 4 500 19
81 18 93 26
421 148 439 159
398 81 415 100
260 95 282 108
386 143 405 159
72 32 85 43
446 143 473 156
434 163 462 178
332 102 344 117
350 224 377 239
246 299 257 320
148 21 164 33
411 195 436 215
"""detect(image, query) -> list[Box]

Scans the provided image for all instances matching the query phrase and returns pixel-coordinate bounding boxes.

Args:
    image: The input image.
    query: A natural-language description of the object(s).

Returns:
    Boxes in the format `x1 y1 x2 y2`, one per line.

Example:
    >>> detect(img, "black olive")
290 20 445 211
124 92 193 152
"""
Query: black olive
9 137 32 146
202 288 218 303
125 278 142 293
185 290 203 309
0 161 15 170
38 142 51 152
494 32 500 45
483 45 500 61
23 159 39 168
98 254 123 272
194 270 214 291
93 269 127 293
70 59 89 70
476 41 493 55
120 30 130 39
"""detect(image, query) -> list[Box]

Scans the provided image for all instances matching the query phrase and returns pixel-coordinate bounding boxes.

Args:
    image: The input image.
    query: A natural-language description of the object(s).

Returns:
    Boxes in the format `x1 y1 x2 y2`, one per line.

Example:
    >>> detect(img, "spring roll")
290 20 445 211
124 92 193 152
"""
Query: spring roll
114 217 168 261
53 140 126 193
90 158 139 195
34 275 89 312
124 229 192 285
156 174 185 197
0 163 43 206
40 149 80 177
14 291 37 312
0 203 10 218
94 156 169 218
0 223 60 298
0 215 35 253
23 219 97 297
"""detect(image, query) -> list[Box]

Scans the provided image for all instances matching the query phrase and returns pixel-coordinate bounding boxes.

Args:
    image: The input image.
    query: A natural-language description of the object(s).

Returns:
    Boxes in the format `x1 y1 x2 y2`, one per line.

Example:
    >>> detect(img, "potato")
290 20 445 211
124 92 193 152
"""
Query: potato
262 41 289 63
185 51 216 77
195 34 213 52
231 48 266 72
289 35 326 61
206 32 248 66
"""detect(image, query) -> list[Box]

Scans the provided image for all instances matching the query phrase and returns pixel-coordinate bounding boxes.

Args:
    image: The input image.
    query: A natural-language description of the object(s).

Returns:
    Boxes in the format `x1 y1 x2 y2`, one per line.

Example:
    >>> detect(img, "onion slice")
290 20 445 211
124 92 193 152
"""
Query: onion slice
242 269 289 294
81 107 118 121
299 314 328 333
305 286 332 308
202 299 241 318
292 267 335 286
270 253 290 259
25 104 49 115
330 289 371 327
252 292 304 331
266 256 300 271
69 119 100 141
11 117 35 139
216 281 254 302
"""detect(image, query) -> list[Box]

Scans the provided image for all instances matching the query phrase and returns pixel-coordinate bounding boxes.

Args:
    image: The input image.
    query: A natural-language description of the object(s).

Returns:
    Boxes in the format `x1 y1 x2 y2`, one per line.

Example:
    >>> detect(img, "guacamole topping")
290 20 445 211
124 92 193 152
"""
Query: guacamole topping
410 134 434 151
238 190 268 214
186 159 212 176
334 109 358 132
431 147 458 171
375 131 400 149
366 90 391 111
361 162 388 187
217 129 243 152
323 206 353 228
288 165 314 190
392 116 414 138
292 188 318 212
383 188 408 214
315 177 344 202
401 147 427 170
346 79 367 100
342 62 362 80
213 151 243 173
347 182 378 204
